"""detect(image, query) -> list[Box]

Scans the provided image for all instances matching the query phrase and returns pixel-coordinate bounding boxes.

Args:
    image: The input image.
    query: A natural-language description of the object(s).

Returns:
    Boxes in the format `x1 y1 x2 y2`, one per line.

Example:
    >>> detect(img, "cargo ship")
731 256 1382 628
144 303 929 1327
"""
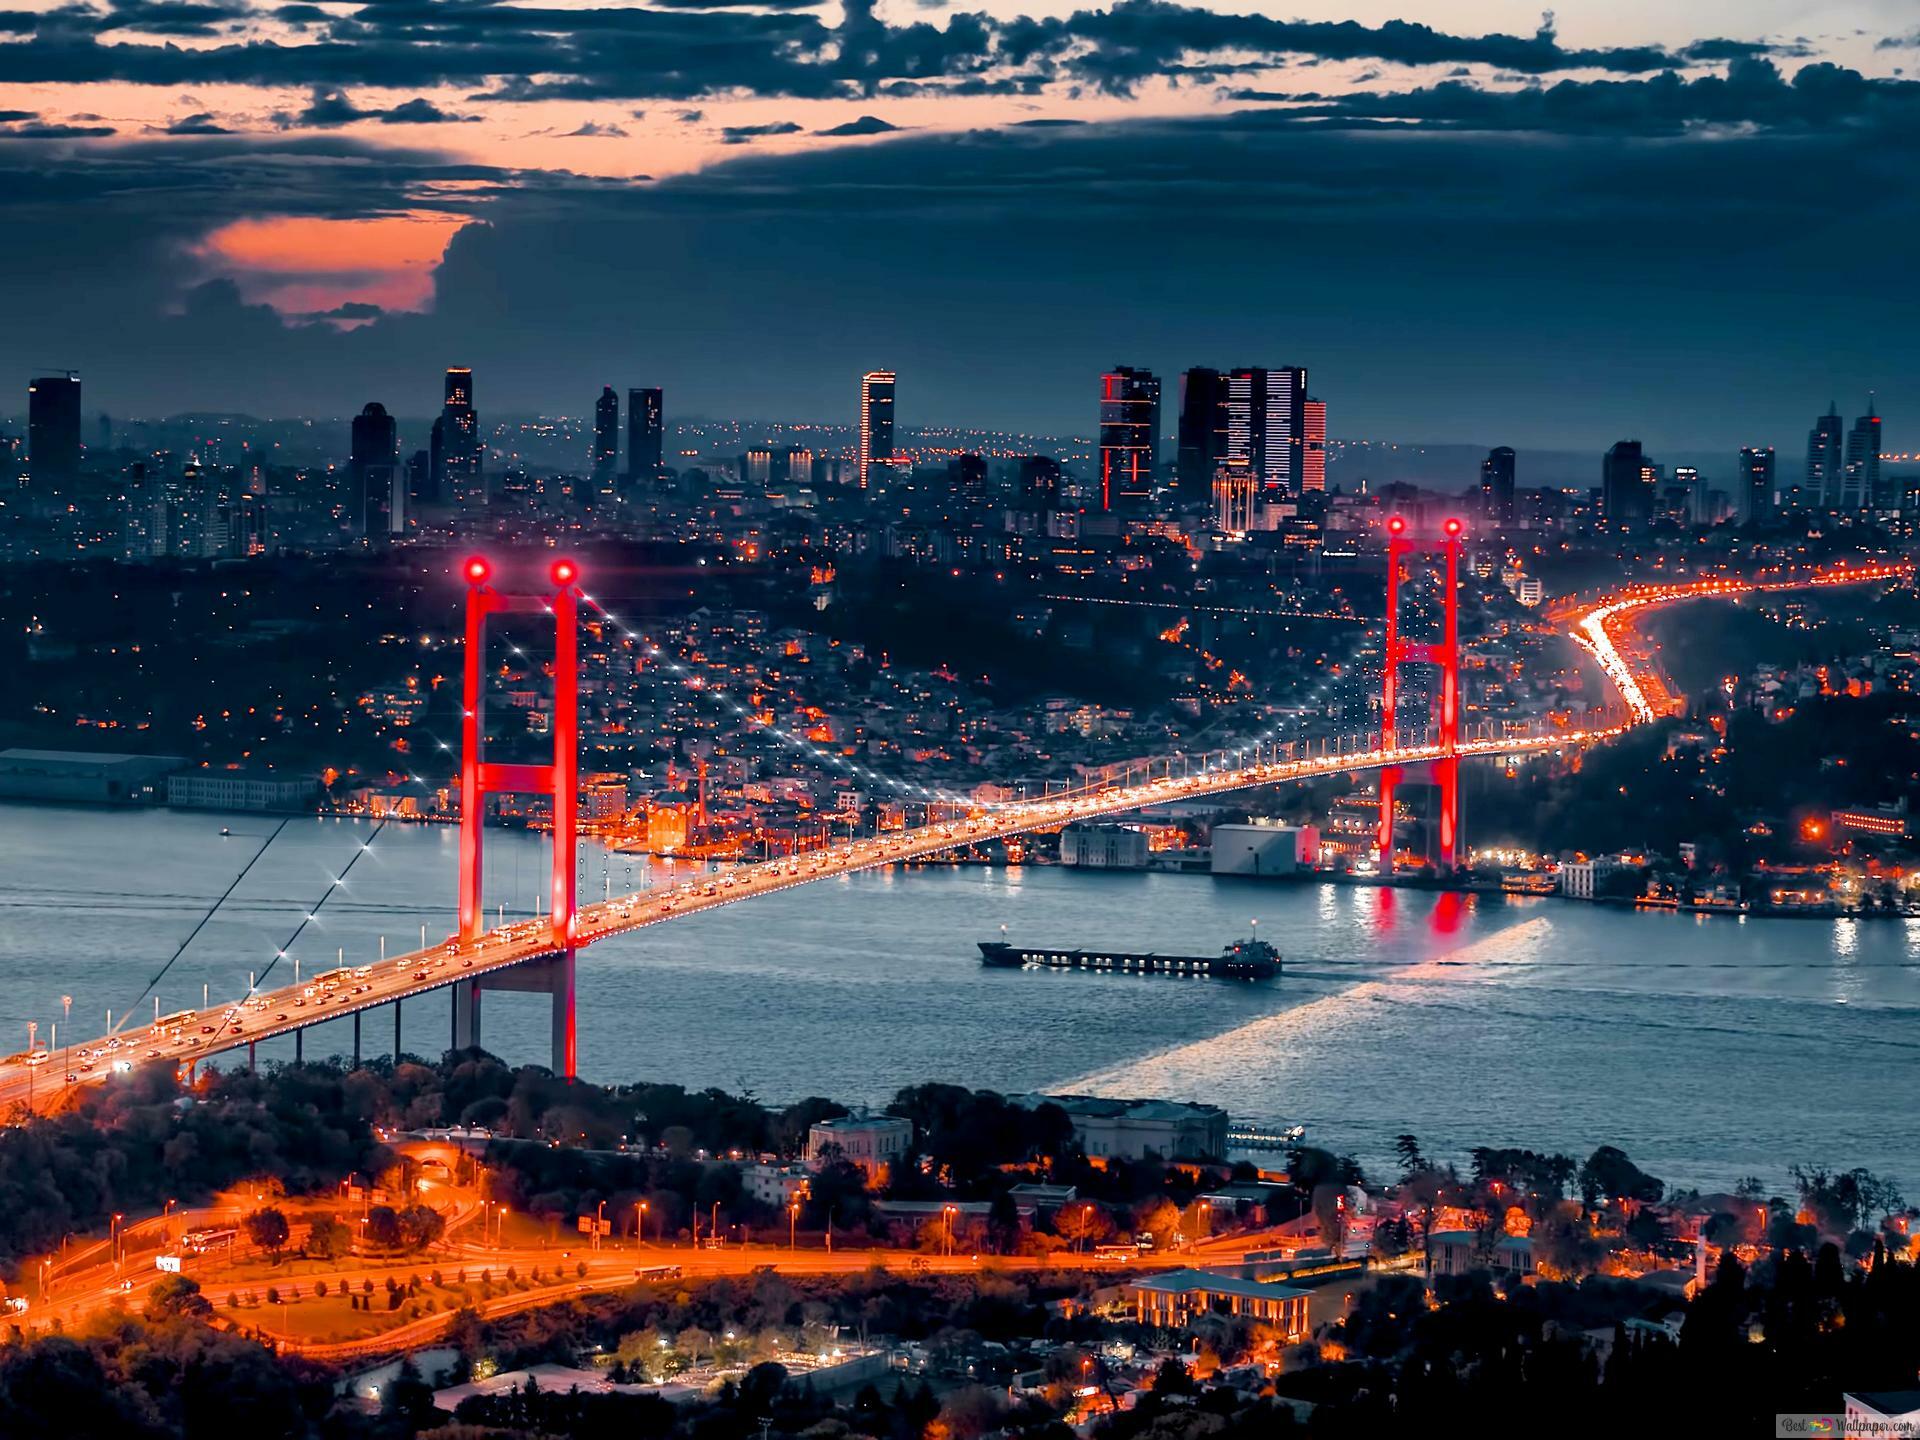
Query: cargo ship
978 936 1280 980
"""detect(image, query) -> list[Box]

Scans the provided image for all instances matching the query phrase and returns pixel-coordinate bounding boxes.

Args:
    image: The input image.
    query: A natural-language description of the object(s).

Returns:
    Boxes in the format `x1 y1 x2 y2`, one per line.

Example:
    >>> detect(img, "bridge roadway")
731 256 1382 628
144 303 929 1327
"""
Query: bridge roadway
0 560 1903 1114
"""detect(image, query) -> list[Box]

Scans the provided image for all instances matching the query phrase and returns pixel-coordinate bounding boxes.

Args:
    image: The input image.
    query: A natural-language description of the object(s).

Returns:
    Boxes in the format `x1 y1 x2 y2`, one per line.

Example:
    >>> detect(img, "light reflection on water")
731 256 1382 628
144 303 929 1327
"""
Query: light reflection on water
0 805 1914 1192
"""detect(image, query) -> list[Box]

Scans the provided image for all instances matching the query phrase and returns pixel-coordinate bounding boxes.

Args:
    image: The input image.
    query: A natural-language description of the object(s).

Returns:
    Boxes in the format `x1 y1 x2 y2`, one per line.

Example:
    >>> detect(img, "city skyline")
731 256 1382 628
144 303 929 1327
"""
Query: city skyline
1 6 1918 444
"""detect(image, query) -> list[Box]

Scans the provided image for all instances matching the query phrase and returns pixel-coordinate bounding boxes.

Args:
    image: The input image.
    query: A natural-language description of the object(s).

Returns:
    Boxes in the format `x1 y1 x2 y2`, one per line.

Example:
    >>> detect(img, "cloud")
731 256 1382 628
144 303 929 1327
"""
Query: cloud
154 110 233 134
381 97 478 124
0 0 1795 104
561 120 629 137
275 85 480 128
721 120 803 143
813 113 899 136
0 120 117 138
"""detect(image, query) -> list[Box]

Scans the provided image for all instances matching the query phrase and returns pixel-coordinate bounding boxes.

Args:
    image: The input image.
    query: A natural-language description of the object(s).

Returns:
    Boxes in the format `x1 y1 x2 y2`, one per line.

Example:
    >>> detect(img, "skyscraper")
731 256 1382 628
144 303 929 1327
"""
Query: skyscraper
1301 397 1327 492
1480 447 1516 528
1601 440 1649 526
1017 455 1062 510
1845 402 1883 511
349 401 400 540
1806 404 1844 509
1175 368 1229 495
432 366 482 506
627 387 663 482
1739 446 1775 526
1098 366 1160 511
1213 464 1256 534
592 386 620 498
1225 367 1308 493
27 373 81 490
857 371 896 489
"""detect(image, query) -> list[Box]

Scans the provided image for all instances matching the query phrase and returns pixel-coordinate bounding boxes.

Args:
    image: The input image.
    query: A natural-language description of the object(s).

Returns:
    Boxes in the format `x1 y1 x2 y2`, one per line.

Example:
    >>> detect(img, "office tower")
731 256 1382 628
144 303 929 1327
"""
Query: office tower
348 401 401 541
1098 365 1160 511
1213 463 1256 534
627 387 663 482
948 453 989 512
857 370 896 489
1302 397 1327 492
1175 368 1230 494
1225 366 1309 493
1480 446 1517 528
28 373 82 490
1017 455 1062 510
1601 440 1649 526
432 366 482 505
1845 402 1883 510
1739 446 1775 525
591 386 620 499
1806 404 1844 509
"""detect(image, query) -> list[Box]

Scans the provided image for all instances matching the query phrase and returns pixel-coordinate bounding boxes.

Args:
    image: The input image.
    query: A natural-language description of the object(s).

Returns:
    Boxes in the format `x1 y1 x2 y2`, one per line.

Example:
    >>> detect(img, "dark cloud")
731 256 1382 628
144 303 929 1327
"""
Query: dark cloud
720 119 802 143
0 120 117 138
0 0 1792 102
561 120 629 137
1220 58 1920 137
813 113 899 135
155 110 232 133
380 96 478 123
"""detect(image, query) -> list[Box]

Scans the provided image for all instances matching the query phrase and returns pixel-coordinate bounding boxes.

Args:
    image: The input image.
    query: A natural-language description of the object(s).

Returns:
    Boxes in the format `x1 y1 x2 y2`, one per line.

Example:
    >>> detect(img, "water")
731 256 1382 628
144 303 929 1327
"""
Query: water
1 803 1915 1195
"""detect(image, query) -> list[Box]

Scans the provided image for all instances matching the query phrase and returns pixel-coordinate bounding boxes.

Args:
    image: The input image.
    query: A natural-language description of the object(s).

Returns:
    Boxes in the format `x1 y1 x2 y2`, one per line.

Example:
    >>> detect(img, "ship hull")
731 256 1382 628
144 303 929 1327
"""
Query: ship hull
978 941 1278 980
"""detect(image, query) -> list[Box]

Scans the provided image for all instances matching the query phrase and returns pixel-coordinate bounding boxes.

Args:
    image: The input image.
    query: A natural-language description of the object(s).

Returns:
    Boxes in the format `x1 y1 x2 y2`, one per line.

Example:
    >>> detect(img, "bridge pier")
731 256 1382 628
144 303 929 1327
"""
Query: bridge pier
453 951 574 1078
353 1011 362 1068
394 998 403 1062
294 1027 303 1064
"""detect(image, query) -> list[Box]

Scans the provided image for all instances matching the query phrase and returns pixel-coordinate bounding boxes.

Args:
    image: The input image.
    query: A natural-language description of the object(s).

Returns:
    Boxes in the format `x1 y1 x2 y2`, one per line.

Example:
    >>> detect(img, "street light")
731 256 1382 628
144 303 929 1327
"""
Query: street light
943 1204 957 1258
789 1201 800 1252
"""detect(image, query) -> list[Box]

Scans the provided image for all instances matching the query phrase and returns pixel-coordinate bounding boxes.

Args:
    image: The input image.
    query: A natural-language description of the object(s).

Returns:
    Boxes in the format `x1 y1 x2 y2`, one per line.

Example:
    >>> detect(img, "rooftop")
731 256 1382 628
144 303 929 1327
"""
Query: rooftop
1128 1268 1307 1302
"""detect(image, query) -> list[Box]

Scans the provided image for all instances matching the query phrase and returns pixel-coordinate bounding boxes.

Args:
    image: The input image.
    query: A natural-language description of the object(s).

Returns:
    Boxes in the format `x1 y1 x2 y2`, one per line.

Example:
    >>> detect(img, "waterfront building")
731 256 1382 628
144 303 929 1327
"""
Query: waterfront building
1059 822 1149 869
167 769 319 812
1211 822 1318 876
806 1111 912 1177
1019 1094 1229 1162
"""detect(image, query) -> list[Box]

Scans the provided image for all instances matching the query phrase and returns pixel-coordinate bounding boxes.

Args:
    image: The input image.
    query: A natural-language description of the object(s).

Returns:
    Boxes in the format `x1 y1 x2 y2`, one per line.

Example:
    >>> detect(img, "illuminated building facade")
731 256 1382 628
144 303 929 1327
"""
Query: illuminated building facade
1098 365 1160 511
1225 366 1308 494
857 370 896 489
432 366 483 506
1212 463 1255 534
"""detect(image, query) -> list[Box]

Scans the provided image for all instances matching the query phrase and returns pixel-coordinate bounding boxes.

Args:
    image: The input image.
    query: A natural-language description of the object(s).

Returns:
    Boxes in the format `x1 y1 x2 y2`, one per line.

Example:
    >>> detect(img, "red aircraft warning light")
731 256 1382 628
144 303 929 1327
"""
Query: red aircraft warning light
1443 516 1464 537
1387 515 1407 535
551 558 579 587
463 556 491 585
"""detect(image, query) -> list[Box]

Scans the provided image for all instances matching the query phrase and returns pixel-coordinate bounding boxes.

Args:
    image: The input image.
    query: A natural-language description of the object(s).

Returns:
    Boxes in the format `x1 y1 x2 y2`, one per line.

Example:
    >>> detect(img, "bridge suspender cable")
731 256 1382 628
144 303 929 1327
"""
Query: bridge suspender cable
114 816 292 1034
243 818 392 1002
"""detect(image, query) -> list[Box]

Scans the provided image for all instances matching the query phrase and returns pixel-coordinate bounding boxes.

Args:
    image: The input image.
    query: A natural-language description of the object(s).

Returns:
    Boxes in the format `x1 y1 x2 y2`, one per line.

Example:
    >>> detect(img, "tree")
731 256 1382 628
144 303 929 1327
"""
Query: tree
364 1205 403 1250
242 1207 289 1260
1056 1203 1113 1251
303 1215 350 1260
1394 1134 1429 1180
144 1275 212 1321
397 1204 446 1251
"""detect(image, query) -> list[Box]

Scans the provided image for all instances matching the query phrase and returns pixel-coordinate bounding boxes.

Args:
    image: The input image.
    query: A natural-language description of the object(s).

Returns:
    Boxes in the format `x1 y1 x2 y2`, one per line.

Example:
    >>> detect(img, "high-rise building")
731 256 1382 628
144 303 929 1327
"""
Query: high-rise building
1302 397 1327 492
28 373 82 490
1480 447 1516 528
1175 368 1230 495
948 453 990 512
432 366 482 506
1098 366 1160 511
1017 455 1062 510
1806 404 1844 509
1601 440 1650 526
857 370 896 489
1213 463 1256 534
348 401 401 540
627 387 663 482
1225 367 1308 493
1845 402 1883 511
592 386 620 498
1739 446 1775 526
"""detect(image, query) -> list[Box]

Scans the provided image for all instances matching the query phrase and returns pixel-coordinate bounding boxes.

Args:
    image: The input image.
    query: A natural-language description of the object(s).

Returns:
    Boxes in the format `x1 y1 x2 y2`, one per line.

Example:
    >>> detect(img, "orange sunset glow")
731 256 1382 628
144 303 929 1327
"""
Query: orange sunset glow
189 211 473 323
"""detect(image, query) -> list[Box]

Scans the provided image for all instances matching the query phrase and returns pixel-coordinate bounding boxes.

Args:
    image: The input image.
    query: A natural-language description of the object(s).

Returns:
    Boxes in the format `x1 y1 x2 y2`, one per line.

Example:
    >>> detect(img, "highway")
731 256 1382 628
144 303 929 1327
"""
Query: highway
0 560 1903 1117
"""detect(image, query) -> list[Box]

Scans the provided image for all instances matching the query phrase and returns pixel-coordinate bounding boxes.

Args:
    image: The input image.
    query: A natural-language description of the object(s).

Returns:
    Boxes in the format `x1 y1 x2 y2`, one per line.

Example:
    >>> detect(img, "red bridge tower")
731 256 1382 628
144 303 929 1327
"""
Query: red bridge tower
453 555 581 1078
1377 516 1463 873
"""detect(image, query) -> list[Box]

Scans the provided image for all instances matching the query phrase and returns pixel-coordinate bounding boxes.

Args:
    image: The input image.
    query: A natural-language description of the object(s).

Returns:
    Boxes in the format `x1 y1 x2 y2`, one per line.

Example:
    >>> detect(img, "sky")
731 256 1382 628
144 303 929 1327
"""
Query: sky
2 0 1919 453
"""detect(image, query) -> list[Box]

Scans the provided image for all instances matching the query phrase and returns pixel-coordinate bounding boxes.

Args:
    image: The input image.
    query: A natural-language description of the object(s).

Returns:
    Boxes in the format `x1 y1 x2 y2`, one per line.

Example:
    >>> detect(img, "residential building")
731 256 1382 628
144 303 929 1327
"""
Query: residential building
1427 1230 1536 1277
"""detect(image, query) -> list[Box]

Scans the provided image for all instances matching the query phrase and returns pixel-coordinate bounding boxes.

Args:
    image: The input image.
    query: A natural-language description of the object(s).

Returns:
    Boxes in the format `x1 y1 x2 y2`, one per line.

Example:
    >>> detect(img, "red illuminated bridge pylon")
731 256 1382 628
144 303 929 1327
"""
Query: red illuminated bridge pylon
453 554 581 1078
1377 515 1463 874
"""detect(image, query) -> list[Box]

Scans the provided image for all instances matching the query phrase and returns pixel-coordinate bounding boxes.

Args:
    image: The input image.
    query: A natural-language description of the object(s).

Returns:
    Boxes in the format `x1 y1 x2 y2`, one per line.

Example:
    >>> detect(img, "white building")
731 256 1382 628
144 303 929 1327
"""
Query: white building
1558 855 1620 899
1211 822 1318 877
741 1162 812 1208
1060 823 1150 869
1017 1094 1229 1162
806 1112 913 1177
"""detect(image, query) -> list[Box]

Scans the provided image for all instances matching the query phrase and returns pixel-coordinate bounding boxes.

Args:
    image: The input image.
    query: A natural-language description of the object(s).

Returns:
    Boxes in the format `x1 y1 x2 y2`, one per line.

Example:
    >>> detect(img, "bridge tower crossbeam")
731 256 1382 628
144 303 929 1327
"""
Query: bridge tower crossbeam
454 555 582 1078
1378 515 1463 873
